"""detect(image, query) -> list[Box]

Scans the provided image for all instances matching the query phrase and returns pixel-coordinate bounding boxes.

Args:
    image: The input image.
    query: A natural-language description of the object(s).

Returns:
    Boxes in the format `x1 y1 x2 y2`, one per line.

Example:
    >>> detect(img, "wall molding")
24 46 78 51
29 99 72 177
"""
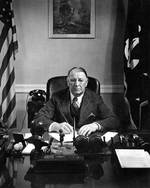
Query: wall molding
16 84 124 94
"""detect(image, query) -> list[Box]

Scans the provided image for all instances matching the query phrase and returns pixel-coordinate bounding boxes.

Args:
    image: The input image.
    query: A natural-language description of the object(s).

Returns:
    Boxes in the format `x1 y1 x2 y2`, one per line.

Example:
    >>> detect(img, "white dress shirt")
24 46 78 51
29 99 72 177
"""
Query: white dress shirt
70 93 84 108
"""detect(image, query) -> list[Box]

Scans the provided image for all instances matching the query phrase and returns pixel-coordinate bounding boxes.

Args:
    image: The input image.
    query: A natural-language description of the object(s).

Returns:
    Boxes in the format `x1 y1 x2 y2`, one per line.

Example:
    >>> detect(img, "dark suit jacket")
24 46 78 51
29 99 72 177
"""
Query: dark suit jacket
34 88 120 132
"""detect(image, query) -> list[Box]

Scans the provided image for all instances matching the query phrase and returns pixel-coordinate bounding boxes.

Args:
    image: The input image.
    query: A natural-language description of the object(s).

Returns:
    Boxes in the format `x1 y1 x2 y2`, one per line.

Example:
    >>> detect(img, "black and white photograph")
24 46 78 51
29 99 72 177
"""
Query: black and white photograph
1 0 150 188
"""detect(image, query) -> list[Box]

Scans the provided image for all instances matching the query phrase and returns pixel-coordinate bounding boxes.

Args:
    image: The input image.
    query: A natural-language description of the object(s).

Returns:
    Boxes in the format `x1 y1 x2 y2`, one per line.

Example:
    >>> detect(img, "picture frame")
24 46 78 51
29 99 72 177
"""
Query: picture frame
48 0 95 38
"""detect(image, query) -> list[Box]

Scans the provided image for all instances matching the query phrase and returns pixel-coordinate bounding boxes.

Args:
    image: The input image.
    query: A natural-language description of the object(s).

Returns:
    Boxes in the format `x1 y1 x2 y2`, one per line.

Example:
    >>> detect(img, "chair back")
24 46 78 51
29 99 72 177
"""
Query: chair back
46 76 100 100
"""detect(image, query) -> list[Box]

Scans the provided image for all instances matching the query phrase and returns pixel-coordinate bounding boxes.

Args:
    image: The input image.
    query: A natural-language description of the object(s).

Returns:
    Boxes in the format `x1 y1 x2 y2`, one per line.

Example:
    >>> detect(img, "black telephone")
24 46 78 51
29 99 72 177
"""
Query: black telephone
29 89 46 97
29 89 46 102
28 90 47 127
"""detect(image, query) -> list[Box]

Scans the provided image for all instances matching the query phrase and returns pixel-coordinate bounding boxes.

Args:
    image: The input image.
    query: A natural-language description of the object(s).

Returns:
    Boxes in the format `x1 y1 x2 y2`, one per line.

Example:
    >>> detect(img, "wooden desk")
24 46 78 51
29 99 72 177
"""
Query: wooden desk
1 153 150 188
1 130 150 188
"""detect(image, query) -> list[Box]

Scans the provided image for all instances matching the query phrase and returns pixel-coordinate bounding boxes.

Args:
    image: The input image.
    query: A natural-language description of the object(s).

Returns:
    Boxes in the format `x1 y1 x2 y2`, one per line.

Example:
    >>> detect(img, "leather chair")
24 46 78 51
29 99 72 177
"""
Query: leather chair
46 76 100 101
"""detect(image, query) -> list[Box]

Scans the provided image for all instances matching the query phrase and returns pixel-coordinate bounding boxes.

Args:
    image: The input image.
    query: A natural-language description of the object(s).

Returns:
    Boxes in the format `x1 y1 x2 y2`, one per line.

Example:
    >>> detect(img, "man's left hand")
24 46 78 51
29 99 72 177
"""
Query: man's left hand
78 123 100 136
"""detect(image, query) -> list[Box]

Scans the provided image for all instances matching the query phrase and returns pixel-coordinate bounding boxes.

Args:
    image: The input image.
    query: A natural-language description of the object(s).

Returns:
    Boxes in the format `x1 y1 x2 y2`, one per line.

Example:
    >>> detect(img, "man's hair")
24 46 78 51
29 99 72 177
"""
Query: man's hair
67 67 88 78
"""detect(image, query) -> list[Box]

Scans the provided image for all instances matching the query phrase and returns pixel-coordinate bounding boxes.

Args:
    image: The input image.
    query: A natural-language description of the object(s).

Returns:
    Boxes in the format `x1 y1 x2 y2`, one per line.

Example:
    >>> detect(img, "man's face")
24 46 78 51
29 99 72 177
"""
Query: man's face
67 69 88 97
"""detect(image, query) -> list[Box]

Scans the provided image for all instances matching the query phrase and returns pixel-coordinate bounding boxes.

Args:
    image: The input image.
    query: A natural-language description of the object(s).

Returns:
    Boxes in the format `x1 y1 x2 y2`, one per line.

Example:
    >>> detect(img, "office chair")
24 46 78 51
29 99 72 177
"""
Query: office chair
46 76 100 101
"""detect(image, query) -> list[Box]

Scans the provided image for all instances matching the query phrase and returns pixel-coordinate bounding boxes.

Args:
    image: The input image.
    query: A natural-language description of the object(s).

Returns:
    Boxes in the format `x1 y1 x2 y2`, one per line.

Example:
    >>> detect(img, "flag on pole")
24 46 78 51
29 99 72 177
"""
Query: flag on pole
0 0 18 128
124 0 142 128
124 0 150 129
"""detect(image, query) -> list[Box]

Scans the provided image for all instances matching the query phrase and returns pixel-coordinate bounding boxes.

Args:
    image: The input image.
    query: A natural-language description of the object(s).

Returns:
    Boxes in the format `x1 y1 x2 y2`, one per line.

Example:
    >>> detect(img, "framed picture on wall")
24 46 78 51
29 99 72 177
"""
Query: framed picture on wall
48 0 95 38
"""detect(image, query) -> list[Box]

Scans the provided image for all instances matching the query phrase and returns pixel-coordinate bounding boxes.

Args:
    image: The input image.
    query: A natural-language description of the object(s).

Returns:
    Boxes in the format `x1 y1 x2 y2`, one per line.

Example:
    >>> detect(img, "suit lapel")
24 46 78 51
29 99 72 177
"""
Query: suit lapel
59 89 73 125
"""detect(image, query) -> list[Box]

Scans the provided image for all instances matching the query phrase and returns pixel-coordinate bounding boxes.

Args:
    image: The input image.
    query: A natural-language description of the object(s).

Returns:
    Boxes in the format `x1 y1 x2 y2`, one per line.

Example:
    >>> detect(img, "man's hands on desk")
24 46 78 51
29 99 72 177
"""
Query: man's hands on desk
49 122 102 136
49 122 73 134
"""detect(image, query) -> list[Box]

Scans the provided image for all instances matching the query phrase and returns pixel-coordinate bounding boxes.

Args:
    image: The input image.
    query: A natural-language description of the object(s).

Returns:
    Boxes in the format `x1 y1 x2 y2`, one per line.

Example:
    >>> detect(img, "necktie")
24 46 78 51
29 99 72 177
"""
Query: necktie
70 97 79 122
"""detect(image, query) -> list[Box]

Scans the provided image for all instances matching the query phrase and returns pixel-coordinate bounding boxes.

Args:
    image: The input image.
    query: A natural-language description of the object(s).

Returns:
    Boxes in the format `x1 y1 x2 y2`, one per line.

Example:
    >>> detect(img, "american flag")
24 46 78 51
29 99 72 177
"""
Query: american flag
0 0 18 128
124 0 150 129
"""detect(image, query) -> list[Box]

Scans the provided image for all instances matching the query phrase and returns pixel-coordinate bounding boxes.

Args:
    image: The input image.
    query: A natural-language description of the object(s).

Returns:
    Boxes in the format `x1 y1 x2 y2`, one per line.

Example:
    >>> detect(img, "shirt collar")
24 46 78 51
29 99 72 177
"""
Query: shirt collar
70 92 84 107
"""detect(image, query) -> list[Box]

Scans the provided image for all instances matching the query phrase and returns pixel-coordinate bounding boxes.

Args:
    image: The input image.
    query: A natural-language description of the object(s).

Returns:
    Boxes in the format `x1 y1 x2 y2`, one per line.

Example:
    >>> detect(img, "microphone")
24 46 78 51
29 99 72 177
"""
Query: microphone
59 129 65 146
74 135 89 153
73 117 76 145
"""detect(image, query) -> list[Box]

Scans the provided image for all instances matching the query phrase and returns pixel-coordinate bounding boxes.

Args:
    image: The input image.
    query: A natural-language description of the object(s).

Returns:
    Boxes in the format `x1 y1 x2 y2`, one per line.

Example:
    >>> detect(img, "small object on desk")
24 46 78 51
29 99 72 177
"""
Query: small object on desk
112 133 150 151
25 135 49 151
103 136 106 143
24 133 32 139
13 133 26 148
25 135 49 161
89 133 106 153
101 132 118 143
74 133 109 154
74 135 89 153
59 129 65 146
111 137 114 145
22 143 35 155
49 131 78 142
44 137 54 154
14 142 24 151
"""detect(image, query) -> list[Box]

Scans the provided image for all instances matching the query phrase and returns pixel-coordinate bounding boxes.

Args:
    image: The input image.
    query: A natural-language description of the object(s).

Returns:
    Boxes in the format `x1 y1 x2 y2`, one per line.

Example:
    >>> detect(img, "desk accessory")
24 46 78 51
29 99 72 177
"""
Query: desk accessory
27 90 46 127
28 120 111 175
110 133 150 152
59 129 65 146
25 135 49 161
73 132 109 155
110 132 150 177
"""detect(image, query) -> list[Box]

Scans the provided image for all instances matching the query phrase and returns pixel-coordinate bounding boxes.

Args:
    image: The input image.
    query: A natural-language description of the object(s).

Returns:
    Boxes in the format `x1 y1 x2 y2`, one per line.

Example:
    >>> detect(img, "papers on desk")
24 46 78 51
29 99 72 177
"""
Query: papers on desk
49 131 78 142
115 149 150 168
22 133 48 155
21 131 118 154
21 133 34 154
102 131 118 142
22 143 35 154
24 133 32 139
49 131 118 143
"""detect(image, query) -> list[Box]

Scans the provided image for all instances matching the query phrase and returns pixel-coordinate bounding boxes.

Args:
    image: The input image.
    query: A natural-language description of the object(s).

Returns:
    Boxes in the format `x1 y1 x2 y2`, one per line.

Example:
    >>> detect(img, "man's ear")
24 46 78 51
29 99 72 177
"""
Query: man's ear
86 78 88 87
66 77 69 87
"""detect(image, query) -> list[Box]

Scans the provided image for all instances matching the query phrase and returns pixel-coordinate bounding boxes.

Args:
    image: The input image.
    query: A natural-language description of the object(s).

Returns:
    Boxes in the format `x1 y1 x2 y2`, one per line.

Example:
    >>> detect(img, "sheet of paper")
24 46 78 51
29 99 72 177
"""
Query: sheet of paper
24 133 32 139
102 131 118 142
49 131 117 143
22 143 35 154
49 131 78 142
115 149 150 168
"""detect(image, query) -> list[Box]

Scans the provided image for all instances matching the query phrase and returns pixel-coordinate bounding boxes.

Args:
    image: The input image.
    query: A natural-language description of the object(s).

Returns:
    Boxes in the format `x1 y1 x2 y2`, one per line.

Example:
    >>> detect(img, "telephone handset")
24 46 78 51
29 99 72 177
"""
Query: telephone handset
29 89 46 102
29 89 46 96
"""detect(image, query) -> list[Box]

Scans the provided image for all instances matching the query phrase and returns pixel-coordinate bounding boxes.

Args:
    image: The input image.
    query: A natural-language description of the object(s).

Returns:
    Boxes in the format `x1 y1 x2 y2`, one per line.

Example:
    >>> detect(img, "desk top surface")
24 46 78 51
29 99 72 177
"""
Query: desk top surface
1 155 150 188
1 131 150 188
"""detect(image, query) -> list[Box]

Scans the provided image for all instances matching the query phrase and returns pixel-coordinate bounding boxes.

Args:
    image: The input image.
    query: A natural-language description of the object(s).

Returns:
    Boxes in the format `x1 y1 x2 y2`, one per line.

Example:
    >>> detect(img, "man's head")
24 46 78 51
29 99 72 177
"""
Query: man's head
67 67 88 97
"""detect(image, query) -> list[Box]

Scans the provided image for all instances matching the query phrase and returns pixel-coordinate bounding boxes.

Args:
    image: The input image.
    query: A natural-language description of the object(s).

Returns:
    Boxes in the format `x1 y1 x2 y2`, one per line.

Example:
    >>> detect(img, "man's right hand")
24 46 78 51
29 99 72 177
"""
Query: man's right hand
49 122 73 134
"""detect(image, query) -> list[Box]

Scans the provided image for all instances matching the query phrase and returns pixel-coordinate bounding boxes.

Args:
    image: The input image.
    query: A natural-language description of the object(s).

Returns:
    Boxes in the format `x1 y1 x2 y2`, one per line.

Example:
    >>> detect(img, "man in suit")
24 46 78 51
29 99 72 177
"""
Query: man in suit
33 67 119 136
